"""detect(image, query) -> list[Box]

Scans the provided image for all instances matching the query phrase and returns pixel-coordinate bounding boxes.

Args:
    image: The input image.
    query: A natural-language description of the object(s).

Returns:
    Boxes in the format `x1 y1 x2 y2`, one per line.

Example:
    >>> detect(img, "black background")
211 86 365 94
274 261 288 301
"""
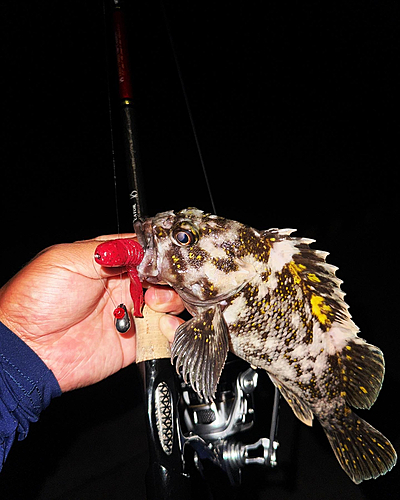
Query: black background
0 1 398 498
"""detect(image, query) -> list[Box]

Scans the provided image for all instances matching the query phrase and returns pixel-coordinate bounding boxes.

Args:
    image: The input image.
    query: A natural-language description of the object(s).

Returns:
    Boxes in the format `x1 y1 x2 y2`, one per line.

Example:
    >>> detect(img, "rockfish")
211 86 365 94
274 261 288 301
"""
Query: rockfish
134 208 397 483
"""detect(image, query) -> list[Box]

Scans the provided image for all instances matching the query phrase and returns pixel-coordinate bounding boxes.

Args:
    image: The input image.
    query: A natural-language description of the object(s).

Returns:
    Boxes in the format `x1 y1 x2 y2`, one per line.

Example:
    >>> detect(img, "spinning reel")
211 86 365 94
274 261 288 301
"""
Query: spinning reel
178 355 280 487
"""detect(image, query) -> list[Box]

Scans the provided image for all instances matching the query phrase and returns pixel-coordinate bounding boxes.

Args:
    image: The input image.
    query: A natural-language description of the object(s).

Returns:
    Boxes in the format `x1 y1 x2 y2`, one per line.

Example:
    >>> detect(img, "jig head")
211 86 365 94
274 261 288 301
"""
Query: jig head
113 303 131 333
94 239 145 329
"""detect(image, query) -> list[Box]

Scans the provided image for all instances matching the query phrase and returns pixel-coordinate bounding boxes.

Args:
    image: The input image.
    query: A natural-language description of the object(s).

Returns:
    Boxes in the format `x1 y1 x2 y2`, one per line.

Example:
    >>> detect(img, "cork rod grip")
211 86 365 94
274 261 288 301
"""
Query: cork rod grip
134 304 172 362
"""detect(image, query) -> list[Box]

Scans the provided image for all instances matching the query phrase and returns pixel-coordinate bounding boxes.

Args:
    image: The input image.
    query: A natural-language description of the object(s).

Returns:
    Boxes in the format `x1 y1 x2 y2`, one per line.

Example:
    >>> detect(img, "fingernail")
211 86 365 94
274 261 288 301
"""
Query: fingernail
153 287 175 304
159 315 180 343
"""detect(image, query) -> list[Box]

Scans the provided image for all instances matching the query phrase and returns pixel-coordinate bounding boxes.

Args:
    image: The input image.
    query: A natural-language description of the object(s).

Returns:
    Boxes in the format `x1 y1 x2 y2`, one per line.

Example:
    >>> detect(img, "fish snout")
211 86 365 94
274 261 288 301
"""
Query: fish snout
134 219 160 281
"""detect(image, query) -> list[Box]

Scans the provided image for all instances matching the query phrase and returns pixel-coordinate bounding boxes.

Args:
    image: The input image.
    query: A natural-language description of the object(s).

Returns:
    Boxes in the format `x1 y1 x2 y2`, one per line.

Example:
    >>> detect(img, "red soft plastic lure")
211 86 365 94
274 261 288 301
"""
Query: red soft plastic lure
94 238 144 320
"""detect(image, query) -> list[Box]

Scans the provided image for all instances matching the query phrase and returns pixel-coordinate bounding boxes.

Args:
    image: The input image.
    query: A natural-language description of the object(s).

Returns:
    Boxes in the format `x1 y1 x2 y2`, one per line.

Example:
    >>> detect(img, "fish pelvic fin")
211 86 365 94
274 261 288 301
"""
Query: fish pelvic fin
268 374 314 427
171 304 229 402
338 340 385 409
321 408 397 484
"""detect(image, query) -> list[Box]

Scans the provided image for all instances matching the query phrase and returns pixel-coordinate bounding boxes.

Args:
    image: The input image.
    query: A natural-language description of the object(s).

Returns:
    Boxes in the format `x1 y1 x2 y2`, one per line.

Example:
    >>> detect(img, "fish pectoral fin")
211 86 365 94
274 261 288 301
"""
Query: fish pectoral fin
171 304 229 402
268 374 314 427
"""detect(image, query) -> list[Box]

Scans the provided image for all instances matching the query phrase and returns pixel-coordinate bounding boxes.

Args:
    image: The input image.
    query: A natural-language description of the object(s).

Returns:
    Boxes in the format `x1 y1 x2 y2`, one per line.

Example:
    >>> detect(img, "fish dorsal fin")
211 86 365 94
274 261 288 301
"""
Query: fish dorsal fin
171 304 229 402
268 373 314 427
262 230 357 332
289 241 355 330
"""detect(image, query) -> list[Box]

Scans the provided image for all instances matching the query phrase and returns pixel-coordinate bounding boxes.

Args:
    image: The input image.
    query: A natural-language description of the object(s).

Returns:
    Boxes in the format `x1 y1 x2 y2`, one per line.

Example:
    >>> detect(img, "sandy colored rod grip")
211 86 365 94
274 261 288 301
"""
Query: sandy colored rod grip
134 304 172 362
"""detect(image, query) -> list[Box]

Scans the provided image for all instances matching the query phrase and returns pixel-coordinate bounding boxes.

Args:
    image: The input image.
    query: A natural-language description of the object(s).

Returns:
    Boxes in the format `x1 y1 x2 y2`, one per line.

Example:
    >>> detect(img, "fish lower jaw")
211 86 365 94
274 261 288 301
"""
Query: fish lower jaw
140 275 165 285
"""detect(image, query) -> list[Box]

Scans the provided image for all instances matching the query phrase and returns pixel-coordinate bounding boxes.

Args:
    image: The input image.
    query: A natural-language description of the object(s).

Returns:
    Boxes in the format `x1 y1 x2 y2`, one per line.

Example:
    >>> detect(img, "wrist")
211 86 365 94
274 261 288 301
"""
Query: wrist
0 321 62 410
0 305 42 367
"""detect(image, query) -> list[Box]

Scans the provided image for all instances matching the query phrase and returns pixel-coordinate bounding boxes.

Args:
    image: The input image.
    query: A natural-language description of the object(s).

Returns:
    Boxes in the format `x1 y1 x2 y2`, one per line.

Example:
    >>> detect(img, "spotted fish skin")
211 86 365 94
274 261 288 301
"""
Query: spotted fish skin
134 208 397 483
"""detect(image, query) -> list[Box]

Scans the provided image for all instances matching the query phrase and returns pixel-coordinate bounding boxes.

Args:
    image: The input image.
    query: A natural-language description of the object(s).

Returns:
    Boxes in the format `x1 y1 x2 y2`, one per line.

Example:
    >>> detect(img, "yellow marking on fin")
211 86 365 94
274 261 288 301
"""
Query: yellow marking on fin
345 345 352 351
359 386 368 394
288 261 305 285
310 295 332 325
308 273 321 283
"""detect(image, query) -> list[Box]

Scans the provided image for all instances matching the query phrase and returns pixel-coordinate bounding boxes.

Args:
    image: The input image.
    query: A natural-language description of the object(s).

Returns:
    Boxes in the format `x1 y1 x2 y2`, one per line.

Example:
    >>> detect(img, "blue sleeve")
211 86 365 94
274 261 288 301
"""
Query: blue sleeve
0 321 62 471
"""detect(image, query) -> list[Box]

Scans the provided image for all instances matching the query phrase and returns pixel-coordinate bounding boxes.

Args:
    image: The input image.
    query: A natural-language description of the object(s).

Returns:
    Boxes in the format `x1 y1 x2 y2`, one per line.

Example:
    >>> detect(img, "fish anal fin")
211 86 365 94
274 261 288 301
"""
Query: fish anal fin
321 408 397 483
269 374 314 426
171 304 229 402
340 340 384 409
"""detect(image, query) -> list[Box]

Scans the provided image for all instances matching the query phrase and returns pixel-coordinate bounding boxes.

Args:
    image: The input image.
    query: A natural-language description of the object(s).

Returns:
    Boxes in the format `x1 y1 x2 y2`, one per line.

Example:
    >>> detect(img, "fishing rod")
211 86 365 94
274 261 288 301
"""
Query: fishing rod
106 1 191 498
105 1 281 497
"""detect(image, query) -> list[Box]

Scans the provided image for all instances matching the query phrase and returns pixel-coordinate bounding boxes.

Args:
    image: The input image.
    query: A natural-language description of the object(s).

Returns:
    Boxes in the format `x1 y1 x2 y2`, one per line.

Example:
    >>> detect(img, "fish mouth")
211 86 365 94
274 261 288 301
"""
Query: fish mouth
134 219 160 283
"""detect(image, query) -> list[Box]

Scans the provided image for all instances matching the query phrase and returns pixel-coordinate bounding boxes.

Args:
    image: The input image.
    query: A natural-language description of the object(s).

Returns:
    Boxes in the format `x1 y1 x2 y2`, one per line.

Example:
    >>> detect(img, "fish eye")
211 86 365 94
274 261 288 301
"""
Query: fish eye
172 223 199 246
174 230 195 246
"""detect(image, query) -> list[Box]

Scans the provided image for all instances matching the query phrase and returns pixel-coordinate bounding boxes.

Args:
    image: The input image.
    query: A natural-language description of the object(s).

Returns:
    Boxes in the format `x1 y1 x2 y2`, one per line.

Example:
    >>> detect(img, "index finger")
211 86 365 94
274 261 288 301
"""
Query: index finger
37 238 131 280
93 233 137 241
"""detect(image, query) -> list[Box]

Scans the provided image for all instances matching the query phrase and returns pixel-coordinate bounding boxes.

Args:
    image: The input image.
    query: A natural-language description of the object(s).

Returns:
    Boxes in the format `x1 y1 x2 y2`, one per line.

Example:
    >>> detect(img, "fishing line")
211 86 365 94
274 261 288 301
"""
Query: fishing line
92 257 131 332
162 3 283 474
161 1 217 214
91 259 118 310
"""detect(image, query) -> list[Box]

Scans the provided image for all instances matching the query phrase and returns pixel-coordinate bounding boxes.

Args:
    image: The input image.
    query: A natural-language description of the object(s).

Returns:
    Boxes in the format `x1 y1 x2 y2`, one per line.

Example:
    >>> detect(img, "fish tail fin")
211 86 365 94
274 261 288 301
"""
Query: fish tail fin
321 408 397 484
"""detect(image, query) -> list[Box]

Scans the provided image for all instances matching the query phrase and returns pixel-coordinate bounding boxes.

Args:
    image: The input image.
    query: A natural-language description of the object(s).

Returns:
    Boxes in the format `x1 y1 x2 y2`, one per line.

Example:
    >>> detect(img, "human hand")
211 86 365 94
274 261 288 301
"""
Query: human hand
0 236 184 392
